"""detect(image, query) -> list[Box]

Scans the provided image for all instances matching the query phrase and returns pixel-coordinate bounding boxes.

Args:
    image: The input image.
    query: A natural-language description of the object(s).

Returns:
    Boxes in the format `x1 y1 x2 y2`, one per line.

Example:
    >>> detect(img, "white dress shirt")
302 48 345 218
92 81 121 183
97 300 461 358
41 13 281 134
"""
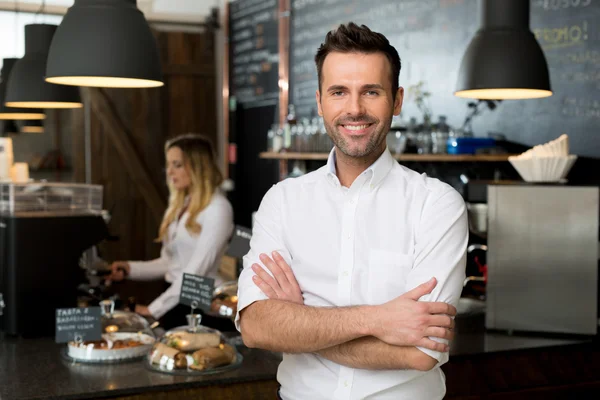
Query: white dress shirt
129 191 234 319
236 148 468 400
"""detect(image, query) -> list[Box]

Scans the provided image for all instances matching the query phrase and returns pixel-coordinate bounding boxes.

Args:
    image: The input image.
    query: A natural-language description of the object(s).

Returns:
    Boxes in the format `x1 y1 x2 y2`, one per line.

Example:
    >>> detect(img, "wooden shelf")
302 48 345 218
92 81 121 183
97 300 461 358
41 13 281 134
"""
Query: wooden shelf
259 152 514 162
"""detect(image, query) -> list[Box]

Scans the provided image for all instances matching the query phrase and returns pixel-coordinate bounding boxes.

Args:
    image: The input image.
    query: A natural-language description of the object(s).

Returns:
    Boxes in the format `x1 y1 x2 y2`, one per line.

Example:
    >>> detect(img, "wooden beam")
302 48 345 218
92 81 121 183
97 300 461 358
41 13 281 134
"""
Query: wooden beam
84 88 166 223
223 2 230 178
163 64 215 77
278 0 290 126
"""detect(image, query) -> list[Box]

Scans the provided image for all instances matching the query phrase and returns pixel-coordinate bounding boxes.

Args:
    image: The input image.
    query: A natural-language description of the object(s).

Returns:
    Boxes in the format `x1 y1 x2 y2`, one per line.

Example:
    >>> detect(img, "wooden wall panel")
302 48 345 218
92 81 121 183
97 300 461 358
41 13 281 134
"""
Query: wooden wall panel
67 28 218 304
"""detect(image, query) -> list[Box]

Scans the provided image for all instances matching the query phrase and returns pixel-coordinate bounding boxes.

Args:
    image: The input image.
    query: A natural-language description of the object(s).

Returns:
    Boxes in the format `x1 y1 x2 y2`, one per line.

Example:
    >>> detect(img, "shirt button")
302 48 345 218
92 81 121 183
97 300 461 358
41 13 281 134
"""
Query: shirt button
342 271 349 277
344 381 349 387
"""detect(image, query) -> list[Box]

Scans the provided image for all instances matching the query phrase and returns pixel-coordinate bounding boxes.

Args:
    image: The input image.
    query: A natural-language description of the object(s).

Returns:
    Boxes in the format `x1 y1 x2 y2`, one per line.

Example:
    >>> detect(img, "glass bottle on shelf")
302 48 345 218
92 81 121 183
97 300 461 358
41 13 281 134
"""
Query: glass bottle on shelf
283 104 297 151
266 127 275 152
273 124 284 153
303 118 312 152
416 118 432 154
431 115 450 154
290 125 298 152
308 117 320 153
405 117 418 153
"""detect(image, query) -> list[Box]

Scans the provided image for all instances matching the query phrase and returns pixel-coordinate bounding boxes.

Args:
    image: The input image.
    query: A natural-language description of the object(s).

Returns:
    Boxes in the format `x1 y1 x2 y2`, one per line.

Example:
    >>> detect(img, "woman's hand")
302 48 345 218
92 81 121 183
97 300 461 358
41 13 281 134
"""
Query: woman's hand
251 251 304 305
106 261 131 283
135 305 153 317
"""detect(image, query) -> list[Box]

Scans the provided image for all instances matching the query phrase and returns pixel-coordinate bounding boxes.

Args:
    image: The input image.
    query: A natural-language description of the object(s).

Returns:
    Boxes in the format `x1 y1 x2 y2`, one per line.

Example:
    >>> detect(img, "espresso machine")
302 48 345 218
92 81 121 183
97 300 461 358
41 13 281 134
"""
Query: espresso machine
0 183 109 337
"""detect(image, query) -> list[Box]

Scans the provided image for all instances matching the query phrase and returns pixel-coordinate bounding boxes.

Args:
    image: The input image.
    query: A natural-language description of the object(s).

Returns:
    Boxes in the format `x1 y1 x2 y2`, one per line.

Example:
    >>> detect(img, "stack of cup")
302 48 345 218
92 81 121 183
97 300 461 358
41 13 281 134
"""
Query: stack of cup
11 162 29 183
0 137 14 181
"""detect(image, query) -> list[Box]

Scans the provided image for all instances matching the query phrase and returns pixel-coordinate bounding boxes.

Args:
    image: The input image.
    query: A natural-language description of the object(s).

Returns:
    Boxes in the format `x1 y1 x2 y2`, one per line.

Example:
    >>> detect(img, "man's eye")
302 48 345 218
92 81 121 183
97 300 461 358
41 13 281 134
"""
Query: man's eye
331 91 344 96
365 91 379 96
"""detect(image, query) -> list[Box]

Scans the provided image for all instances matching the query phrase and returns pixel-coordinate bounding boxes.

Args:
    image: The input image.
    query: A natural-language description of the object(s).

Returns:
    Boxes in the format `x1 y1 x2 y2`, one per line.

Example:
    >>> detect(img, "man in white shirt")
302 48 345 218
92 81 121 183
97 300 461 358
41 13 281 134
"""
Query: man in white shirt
236 22 468 400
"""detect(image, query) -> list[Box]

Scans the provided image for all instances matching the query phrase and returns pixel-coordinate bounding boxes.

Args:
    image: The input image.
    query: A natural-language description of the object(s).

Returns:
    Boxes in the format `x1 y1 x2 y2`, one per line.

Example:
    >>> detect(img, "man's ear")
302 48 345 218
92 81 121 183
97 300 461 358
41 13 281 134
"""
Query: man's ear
393 87 404 116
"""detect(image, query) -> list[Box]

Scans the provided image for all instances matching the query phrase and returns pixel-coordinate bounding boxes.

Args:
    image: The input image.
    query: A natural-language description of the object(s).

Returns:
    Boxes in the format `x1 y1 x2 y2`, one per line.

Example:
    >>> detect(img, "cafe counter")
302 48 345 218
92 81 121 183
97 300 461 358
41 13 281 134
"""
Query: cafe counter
1 314 599 400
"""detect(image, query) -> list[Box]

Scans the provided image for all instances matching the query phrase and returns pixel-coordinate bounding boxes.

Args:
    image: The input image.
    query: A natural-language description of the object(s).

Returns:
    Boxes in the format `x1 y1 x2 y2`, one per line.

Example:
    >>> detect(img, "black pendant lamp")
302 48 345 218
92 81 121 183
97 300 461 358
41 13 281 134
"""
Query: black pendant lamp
21 119 44 134
5 24 82 109
45 0 163 88
0 58 45 120
454 0 552 100
1 119 19 136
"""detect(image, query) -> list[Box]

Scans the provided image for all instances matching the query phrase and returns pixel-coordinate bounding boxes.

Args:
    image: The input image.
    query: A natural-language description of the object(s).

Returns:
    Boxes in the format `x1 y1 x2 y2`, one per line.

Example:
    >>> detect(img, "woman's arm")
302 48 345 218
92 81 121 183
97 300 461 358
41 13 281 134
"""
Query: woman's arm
127 245 173 281
147 198 234 319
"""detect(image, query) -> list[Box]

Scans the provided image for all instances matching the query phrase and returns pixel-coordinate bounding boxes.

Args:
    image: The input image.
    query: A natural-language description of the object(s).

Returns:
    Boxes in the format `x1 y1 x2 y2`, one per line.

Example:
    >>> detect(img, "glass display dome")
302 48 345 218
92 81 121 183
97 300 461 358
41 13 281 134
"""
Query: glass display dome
65 300 156 363
209 280 238 319
146 314 242 375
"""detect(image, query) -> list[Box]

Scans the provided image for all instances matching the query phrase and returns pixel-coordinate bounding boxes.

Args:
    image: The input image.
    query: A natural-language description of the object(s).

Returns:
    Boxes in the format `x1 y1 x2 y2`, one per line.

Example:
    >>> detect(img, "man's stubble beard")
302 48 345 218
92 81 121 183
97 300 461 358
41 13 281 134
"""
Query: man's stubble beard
324 113 393 159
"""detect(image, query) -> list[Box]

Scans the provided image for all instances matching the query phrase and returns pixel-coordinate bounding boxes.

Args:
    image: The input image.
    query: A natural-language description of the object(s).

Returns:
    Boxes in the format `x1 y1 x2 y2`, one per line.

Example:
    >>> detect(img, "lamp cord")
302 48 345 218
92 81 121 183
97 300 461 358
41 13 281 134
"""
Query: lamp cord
35 0 46 22
14 0 19 55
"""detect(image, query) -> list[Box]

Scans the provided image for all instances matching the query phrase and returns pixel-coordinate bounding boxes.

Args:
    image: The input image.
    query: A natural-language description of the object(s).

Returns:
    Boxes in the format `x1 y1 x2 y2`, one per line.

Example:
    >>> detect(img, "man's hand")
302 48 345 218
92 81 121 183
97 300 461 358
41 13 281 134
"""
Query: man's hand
370 278 456 351
251 251 304 305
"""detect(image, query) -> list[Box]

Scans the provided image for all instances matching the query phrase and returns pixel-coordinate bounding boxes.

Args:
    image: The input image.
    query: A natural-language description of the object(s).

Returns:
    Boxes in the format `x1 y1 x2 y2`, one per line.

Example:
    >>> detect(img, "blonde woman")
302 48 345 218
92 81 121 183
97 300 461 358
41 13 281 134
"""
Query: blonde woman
108 134 234 329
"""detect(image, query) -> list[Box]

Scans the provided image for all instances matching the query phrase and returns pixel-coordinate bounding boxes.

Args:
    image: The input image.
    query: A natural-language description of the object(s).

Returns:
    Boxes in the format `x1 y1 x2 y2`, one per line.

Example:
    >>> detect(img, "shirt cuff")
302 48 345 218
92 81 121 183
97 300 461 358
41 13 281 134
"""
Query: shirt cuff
147 299 167 320
234 284 268 332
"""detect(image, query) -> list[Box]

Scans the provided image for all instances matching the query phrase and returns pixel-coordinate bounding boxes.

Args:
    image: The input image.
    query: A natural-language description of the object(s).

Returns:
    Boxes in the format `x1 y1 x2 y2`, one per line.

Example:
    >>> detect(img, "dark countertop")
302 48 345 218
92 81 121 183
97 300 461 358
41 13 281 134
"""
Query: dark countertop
449 312 593 357
0 335 281 400
0 314 594 400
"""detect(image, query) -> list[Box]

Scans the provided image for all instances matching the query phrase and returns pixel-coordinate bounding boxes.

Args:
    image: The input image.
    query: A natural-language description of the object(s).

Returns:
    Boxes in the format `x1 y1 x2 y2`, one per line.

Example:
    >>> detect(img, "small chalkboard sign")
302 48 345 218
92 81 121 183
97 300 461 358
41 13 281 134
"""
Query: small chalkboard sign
227 225 252 258
179 273 215 312
55 307 102 344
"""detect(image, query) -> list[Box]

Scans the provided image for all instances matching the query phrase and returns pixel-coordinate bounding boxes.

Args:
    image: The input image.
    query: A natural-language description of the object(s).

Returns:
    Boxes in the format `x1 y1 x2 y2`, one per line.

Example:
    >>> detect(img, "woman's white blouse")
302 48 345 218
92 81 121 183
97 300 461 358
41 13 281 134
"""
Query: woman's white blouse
128 191 234 319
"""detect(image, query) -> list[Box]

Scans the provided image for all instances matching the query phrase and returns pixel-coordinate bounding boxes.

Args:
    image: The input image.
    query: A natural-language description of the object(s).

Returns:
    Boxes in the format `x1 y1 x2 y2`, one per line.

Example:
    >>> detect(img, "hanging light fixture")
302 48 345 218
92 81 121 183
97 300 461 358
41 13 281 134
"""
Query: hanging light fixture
45 0 163 88
5 24 82 109
21 119 44 134
454 0 552 100
1 120 19 136
0 58 45 120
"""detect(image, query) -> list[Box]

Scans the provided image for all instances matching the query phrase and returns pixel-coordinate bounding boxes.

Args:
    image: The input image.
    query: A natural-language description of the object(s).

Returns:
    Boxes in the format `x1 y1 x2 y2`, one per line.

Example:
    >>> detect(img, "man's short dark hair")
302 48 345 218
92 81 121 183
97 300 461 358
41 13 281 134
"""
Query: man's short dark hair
314 22 402 100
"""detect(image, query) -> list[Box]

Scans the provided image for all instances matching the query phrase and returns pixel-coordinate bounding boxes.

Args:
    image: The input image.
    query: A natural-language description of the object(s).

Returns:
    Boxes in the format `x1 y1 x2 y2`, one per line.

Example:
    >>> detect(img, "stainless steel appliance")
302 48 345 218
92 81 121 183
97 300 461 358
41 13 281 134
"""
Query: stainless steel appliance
486 183 599 336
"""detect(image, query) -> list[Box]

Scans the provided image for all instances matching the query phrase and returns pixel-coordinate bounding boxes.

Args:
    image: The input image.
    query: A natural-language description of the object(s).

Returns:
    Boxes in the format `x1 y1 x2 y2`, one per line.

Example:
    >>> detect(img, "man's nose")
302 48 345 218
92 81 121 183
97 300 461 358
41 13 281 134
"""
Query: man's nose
346 93 366 116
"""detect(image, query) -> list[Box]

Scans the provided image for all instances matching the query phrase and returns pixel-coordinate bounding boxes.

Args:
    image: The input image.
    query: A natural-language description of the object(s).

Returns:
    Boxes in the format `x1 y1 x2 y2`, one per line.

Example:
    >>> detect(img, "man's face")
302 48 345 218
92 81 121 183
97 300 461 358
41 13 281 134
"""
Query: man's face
316 51 403 159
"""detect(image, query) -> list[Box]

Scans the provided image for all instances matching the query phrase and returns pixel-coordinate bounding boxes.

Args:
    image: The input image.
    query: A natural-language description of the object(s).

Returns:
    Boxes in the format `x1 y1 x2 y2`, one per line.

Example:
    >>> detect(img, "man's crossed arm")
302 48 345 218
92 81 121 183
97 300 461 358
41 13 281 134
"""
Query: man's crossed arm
240 252 456 372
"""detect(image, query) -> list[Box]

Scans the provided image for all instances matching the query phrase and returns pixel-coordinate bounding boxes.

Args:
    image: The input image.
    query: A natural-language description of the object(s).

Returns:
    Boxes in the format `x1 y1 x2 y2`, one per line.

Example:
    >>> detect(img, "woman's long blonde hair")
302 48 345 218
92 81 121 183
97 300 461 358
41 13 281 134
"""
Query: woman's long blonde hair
158 134 223 241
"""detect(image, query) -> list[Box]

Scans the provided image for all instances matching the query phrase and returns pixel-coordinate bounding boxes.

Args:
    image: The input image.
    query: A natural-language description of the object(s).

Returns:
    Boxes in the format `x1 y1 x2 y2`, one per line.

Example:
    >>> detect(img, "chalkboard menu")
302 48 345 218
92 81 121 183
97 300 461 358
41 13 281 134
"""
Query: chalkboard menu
55 307 102 344
179 273 215 312
230 0 280 108
289 0 600 157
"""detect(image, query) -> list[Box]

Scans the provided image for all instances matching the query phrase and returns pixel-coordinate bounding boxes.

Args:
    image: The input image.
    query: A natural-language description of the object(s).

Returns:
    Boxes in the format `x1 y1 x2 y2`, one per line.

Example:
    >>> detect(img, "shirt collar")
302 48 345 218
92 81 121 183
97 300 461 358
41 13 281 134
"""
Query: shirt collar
325 146 395 190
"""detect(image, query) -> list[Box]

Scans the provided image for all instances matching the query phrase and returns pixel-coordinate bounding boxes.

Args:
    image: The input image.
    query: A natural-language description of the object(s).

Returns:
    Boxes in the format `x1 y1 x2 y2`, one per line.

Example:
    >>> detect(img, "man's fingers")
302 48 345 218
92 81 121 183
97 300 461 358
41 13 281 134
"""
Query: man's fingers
272 251 301 290
428 314 455 330
252 275 278 299
424 326 455 341
252 264 283 296
260 253 291 287
403 277 437 301
416 338 449 352
423 301 457 317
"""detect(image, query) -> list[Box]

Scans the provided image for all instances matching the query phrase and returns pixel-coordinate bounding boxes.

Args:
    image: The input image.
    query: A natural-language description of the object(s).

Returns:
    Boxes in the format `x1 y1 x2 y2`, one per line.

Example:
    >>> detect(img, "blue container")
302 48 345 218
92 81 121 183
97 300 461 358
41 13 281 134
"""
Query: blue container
447 137 496 155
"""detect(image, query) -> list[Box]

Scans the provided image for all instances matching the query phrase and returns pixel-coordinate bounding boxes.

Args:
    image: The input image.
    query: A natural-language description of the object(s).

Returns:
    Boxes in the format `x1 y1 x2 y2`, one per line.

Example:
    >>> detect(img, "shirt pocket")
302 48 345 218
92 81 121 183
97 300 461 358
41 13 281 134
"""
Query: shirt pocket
367 249 414 305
